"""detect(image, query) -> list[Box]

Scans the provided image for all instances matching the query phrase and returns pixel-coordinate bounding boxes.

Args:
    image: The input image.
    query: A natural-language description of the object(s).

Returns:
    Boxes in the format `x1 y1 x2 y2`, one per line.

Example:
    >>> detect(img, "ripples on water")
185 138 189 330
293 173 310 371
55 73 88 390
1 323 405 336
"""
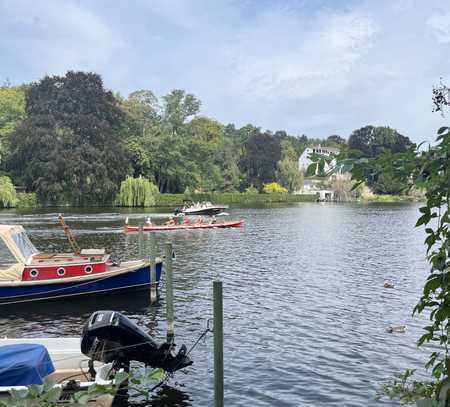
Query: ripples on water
0 203 430 406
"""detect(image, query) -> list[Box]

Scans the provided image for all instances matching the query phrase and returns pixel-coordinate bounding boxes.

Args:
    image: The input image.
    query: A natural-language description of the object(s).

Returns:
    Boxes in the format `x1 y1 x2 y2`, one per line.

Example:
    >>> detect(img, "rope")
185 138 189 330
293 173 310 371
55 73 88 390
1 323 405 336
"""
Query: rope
159 318 213 388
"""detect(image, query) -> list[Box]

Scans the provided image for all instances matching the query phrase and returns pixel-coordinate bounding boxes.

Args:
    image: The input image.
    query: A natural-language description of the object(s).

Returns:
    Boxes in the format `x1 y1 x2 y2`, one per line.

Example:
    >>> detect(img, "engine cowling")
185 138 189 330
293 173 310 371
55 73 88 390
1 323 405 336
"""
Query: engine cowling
80 311 192 372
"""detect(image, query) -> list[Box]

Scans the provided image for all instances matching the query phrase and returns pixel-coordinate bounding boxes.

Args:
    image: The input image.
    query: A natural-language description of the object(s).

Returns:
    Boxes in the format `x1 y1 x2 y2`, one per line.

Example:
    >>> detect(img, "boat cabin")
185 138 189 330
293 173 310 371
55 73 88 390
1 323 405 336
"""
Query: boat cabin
0 225 109 283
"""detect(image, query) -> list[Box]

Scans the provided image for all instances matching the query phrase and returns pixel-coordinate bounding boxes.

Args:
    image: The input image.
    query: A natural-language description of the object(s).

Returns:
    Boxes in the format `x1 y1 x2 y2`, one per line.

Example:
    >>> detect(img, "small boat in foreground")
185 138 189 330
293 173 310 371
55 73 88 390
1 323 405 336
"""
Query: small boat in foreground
0 223 162 304
174 201 229 216
124 219 244 232
0 310 192 405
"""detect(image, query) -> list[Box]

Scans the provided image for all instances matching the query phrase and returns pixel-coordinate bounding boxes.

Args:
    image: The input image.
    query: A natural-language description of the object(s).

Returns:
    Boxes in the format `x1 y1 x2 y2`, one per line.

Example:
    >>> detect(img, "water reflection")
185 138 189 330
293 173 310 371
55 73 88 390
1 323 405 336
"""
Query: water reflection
0 204 430 406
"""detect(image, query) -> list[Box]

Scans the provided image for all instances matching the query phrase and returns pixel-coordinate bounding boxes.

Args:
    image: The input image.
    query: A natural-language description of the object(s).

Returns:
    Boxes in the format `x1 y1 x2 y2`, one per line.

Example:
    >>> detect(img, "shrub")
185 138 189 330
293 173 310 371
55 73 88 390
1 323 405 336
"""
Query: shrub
262 182 288 194
244 185 259 194
17 192 38 208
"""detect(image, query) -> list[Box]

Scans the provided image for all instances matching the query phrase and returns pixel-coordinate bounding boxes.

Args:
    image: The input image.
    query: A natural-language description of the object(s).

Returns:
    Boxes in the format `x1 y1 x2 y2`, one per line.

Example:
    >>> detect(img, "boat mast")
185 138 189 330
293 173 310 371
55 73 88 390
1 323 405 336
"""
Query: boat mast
58 214 81 255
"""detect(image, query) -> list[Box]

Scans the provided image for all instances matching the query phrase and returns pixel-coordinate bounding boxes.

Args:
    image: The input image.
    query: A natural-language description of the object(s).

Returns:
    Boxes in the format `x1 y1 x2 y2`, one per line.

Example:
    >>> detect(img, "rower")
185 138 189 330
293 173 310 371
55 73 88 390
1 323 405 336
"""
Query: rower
183 216 191 225
210 215 217 225
146 217 152 225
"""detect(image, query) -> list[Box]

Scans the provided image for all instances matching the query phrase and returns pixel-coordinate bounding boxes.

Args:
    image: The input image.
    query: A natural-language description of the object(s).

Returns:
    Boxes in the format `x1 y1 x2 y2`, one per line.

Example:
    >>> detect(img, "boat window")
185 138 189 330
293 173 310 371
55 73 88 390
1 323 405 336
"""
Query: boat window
12 231 39 261
0 238 17 265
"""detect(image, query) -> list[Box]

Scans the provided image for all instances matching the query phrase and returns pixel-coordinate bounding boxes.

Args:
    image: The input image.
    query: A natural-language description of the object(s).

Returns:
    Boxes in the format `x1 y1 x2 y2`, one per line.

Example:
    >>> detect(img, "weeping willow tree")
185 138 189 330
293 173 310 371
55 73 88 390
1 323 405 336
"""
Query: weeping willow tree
116 176 159 207
0 176 17 208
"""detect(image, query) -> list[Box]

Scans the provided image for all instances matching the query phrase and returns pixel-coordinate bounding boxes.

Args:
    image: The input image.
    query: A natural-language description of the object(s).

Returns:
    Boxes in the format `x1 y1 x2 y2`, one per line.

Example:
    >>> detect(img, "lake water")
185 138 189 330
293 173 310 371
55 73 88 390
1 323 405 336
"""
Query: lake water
0 203 431 406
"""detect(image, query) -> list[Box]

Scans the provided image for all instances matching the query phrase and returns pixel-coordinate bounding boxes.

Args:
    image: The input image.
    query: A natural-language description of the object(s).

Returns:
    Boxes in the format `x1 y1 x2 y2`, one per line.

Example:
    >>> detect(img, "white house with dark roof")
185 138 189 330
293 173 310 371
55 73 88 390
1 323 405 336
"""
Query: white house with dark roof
298 145 340 173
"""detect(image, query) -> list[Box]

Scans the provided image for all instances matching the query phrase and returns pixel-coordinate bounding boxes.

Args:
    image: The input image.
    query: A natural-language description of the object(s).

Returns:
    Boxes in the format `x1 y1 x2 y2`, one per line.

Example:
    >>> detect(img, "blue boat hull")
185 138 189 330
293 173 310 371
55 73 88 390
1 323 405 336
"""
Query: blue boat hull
0 263 162 304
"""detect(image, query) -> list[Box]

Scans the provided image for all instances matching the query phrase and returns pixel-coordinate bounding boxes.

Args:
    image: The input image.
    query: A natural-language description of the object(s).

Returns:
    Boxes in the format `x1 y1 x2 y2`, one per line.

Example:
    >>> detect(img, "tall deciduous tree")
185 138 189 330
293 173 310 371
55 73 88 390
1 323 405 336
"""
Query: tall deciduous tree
162 89 200 136
9 71 128 205
241 132 281 190
0 85 26 164
348 125 412 157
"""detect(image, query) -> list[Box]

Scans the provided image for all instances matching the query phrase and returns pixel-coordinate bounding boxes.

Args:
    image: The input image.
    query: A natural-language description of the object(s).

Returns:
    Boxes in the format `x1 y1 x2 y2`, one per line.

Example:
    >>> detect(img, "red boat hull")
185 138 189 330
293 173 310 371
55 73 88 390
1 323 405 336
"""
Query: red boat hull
125 220 244 232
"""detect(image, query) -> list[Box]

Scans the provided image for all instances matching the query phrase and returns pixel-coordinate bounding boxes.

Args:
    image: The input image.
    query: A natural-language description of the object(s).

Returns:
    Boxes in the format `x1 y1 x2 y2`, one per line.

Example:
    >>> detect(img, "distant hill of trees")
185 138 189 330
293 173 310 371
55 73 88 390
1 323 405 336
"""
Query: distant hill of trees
0 71 412 205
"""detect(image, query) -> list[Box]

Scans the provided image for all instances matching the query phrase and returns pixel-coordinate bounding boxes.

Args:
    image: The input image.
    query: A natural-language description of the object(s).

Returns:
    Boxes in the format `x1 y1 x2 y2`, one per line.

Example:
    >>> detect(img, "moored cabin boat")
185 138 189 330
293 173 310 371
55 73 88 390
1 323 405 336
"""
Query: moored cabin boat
0 225 162 304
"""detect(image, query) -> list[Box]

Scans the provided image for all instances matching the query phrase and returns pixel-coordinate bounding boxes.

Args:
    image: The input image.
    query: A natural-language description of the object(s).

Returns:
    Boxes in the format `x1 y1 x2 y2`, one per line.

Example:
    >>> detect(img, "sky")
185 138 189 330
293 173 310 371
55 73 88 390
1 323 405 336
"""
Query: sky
1 0 450 143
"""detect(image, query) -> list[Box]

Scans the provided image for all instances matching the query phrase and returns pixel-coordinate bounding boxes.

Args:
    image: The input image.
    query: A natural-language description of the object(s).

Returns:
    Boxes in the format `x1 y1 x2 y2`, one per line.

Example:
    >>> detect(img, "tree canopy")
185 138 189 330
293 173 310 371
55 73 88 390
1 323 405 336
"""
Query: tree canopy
0 71 415 204
8 71 128 205
348 125 412 157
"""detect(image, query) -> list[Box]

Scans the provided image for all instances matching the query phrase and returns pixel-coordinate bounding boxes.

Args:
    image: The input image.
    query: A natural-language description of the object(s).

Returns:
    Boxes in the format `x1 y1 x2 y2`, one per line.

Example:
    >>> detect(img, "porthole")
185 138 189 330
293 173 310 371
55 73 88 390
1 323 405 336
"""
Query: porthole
84 265 93 274
29 269 39 278
57 267 66 277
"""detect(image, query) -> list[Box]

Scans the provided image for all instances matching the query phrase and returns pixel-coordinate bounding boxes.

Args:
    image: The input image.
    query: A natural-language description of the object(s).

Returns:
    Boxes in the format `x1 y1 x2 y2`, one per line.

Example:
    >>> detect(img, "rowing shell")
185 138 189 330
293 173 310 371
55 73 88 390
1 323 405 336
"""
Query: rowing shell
124 220 244 232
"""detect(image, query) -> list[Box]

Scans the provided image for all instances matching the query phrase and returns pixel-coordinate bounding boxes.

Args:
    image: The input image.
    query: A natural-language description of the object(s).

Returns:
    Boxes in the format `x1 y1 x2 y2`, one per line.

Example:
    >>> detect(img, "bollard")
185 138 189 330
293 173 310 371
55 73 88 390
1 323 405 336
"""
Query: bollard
165 242 174 343
149 232 157 304
213 280 224 407
138 223 144 259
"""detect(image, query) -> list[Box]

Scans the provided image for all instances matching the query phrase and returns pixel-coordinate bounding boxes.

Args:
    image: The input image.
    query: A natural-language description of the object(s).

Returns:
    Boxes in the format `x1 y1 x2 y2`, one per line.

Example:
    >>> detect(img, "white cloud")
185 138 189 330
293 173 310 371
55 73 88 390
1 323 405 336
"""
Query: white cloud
220 8 377 103
1 0 450 143
0 0 128 80
427 12 450 43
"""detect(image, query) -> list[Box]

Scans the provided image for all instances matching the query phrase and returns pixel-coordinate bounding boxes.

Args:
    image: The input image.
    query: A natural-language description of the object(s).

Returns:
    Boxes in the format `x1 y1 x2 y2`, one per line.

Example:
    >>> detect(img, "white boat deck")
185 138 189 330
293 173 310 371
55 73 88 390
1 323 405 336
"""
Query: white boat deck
0 337 85 370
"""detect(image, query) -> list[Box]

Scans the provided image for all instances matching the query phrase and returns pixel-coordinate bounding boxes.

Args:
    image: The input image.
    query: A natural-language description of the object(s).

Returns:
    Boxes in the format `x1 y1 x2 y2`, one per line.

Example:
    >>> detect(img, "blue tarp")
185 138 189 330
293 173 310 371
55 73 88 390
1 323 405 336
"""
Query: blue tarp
0 344 55 385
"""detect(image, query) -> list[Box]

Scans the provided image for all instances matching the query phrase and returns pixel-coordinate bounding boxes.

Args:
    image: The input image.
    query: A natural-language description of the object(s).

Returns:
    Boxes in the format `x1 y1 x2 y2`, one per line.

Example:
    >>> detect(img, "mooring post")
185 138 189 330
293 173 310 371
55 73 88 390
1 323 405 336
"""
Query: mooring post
149 232 157 303
213 280 224 407
138 223 144 259
165 242 174 343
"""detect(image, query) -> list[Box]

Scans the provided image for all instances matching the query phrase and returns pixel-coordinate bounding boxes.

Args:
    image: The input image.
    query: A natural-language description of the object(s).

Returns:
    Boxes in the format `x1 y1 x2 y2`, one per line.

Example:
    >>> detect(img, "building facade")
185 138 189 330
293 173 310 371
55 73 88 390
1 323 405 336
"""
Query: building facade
298 145 340 173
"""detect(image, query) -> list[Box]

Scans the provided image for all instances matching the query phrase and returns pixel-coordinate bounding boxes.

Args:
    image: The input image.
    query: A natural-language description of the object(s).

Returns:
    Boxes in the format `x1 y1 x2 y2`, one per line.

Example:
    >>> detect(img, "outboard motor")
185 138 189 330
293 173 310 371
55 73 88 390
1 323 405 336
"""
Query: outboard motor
80 311 193 373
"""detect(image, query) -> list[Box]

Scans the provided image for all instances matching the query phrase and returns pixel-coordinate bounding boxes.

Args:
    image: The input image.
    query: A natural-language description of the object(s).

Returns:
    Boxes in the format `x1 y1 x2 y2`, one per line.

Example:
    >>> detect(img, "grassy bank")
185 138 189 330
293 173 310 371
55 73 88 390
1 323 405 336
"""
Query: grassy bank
155 193 317 207
8 192 317 208
361 194 423 203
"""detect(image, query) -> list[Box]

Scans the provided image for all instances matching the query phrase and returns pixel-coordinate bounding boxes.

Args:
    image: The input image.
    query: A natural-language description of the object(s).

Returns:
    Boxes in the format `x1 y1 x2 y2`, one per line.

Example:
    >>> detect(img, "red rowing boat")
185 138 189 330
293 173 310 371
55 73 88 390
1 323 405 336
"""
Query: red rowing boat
124 219 244 232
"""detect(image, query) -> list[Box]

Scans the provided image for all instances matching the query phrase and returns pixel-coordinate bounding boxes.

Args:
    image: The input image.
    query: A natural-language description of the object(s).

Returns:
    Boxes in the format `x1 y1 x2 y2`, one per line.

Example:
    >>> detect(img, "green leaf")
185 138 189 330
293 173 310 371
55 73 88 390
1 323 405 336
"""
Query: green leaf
113 371 129 386
417 214 431 227
43 386 62 403
72 392 92 405
424 276 441 296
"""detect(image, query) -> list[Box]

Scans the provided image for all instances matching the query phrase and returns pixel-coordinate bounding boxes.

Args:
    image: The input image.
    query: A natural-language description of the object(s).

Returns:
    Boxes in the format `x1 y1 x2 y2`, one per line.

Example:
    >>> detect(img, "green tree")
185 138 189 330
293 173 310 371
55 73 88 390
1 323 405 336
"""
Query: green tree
348 125 412 157
327 134 346 146
116 176 159 207
0 176 17 207
162 89 201 136
0 85 26 164
276 158 303 192
9 71 128 205
121 90 160 137
240 131 281 190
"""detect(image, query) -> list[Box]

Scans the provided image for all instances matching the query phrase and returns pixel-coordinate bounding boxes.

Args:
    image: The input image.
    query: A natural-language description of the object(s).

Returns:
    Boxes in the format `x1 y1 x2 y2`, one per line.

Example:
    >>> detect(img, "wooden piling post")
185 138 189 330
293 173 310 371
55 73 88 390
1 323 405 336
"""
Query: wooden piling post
138 223 144 259
165 242 174 343
213 280 224 407
148 232 157 303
